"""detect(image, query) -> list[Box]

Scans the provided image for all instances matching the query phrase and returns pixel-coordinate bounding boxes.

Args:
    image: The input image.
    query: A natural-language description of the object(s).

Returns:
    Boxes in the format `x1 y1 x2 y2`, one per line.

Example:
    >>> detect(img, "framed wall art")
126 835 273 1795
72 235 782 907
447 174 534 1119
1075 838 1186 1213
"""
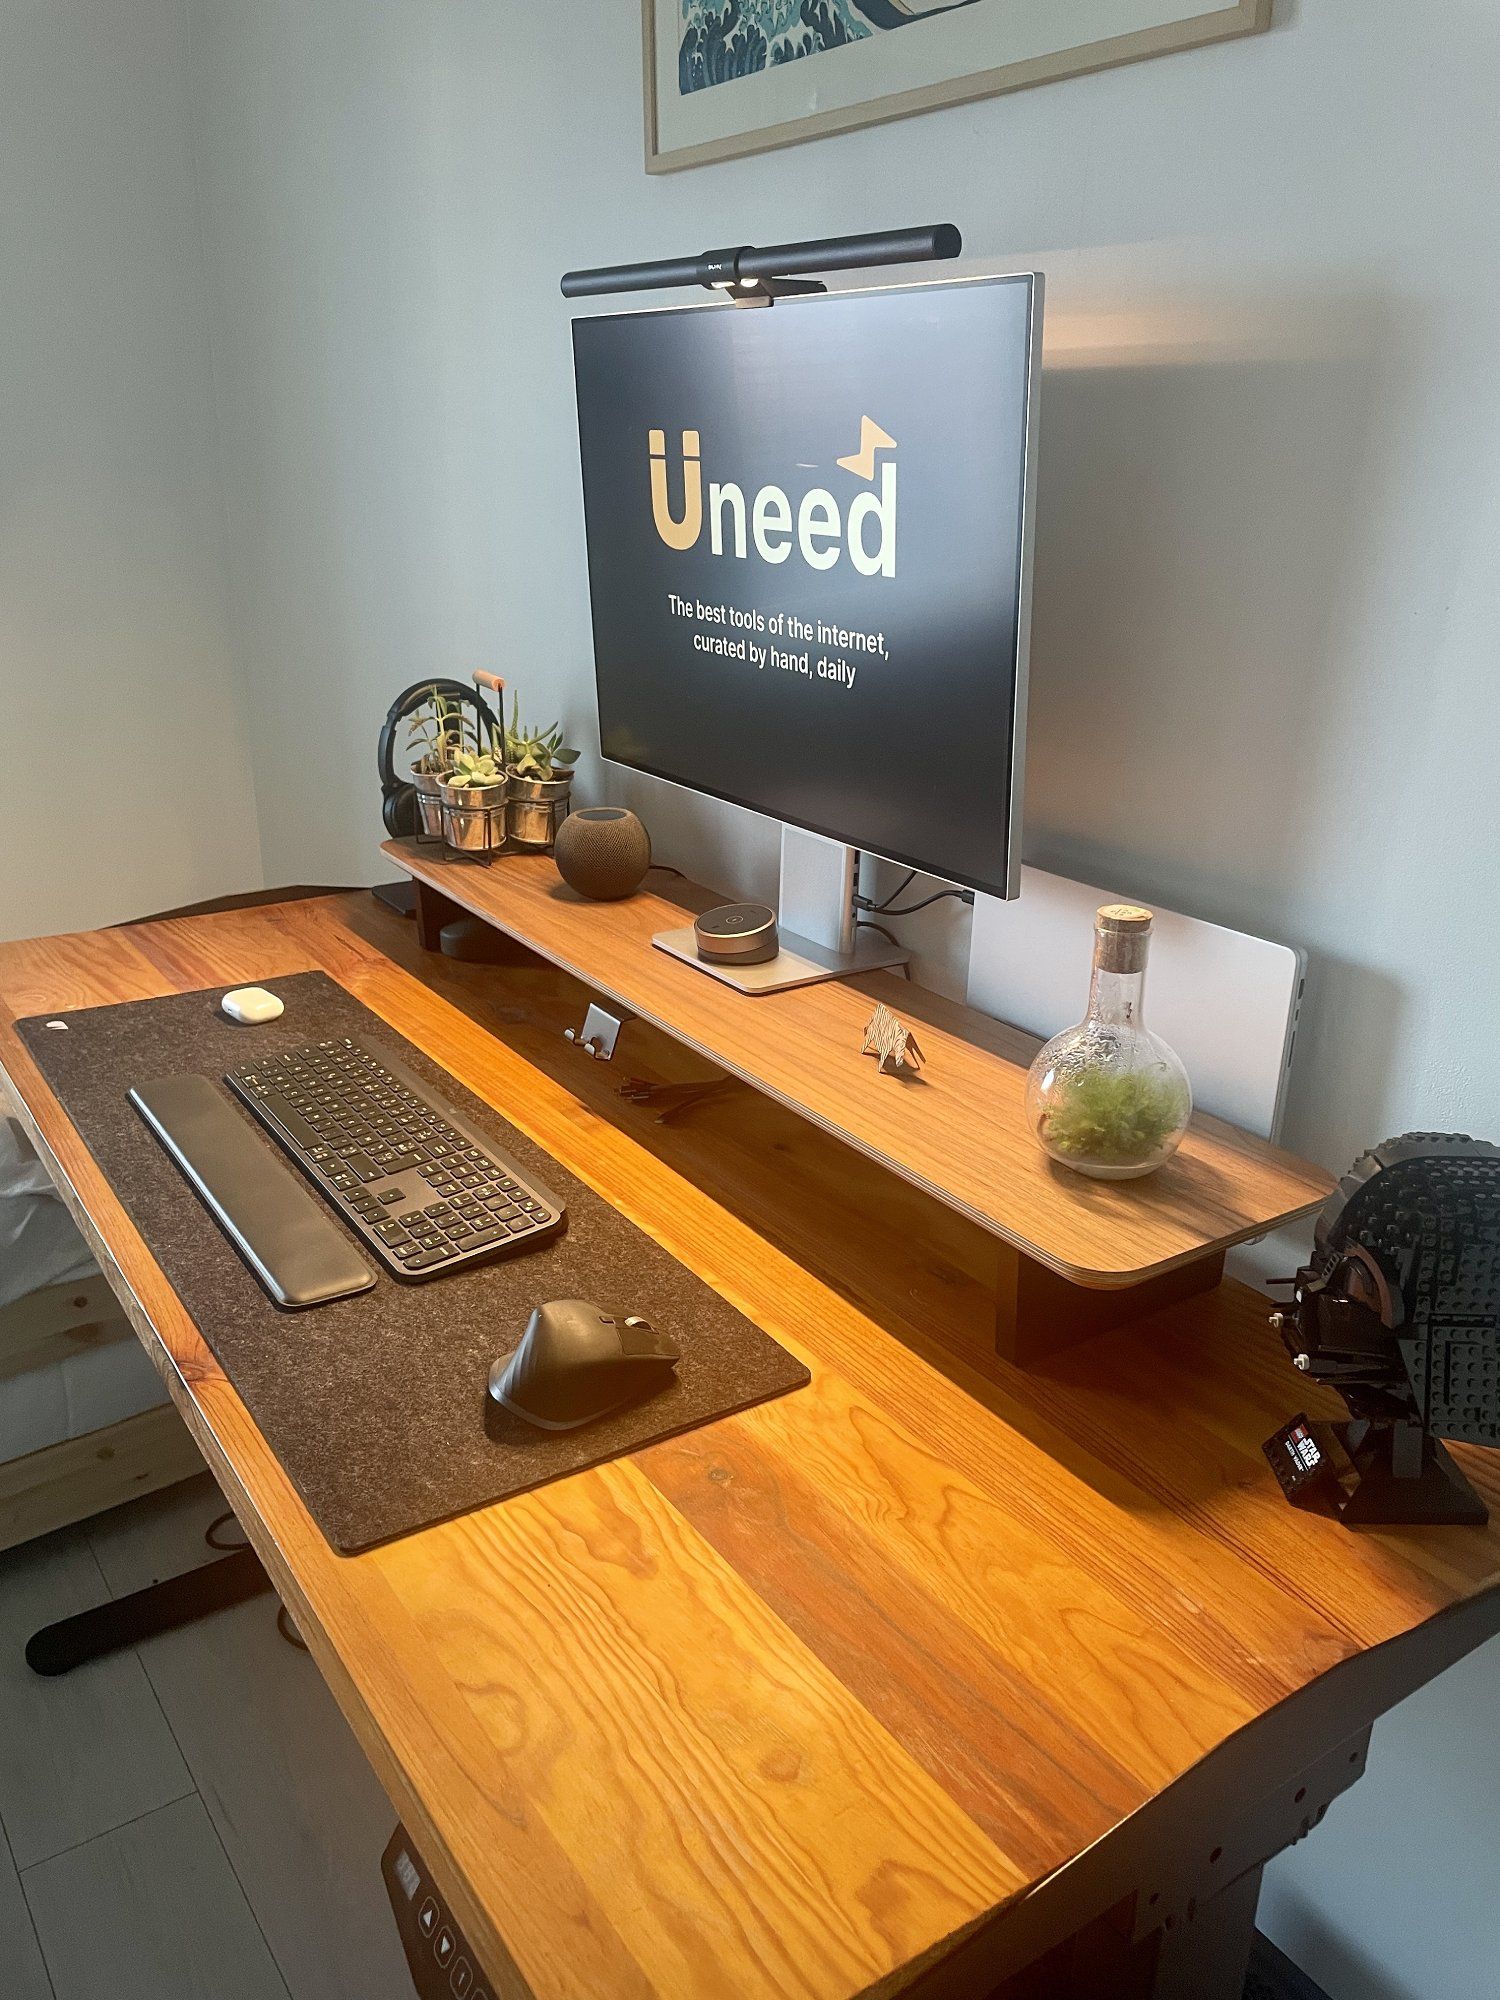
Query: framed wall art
644 1 1271 173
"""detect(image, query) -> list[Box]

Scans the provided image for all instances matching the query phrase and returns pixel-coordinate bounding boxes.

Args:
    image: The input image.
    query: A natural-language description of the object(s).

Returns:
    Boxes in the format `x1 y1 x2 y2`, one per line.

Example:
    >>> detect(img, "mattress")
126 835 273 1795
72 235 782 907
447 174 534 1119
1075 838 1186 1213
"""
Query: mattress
0 1115 167 1465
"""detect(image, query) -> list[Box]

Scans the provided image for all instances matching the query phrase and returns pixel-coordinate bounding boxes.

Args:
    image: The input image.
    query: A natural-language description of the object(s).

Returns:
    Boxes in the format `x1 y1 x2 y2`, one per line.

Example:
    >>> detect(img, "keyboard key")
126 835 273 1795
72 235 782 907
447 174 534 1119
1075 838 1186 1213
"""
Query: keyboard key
407 1247 452 1270
396 1211 425 1228
257 1091 324 1154
374 1221 409 1245
464 1226 502 1248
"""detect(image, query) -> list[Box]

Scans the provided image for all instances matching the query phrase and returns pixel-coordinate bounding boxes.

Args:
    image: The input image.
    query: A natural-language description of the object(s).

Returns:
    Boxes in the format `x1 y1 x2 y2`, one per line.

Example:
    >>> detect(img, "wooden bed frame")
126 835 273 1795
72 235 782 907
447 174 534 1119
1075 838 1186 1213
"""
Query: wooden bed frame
0 1271 202 1554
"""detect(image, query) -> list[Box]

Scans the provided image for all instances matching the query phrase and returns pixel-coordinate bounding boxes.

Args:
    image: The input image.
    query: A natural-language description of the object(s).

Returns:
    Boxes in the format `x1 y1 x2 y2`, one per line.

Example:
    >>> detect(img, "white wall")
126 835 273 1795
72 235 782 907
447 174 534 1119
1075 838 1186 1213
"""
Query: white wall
0 0 262 942
179 4 1500 1995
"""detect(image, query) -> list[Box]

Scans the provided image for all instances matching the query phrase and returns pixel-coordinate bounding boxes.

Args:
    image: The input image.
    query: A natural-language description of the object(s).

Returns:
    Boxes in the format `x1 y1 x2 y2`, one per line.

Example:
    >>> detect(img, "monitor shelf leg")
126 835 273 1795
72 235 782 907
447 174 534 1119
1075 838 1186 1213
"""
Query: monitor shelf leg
996 1249 1225 1368
413 877 467 953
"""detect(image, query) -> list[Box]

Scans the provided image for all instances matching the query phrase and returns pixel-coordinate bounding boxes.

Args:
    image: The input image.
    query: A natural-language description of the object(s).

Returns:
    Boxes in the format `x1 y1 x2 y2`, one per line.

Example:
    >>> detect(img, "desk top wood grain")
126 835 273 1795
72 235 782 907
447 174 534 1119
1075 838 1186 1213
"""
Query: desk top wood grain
1 893 1497 2000
384 842 1332 1287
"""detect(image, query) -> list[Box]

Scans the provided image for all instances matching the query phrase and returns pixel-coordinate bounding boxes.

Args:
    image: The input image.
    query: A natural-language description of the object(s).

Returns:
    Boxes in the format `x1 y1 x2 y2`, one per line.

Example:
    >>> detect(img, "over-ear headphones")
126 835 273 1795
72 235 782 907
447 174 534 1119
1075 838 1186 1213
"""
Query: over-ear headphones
378 679 501 838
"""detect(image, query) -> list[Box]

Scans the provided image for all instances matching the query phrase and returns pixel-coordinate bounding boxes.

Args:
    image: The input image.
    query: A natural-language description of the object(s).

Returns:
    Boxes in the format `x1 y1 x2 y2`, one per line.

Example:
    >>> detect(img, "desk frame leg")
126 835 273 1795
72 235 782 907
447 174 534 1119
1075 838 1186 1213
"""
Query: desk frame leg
996 1247 1225 1368
944 1728 1370 1999
24 1548 273 1676
1144 1863 1262 1999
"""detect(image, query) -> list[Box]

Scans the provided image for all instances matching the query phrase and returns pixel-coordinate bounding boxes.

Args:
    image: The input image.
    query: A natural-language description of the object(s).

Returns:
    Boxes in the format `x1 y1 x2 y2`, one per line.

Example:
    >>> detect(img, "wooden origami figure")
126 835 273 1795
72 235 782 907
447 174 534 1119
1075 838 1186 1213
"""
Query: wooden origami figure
862 1002 926 1076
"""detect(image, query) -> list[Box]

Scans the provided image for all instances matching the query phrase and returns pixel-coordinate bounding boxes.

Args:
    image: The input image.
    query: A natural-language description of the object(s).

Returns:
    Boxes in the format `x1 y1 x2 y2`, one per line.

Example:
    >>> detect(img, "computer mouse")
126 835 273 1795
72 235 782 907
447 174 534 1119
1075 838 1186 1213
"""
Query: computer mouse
221 986 285 1024
487 1300 680 1432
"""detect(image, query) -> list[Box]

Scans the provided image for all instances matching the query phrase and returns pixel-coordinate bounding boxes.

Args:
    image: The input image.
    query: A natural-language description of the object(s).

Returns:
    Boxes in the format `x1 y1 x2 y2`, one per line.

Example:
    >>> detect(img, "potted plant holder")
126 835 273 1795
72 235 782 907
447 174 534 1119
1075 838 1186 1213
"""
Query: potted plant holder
502 698 579 854
505 768 573 850
412 769 446 842
407 686 475 843
439 749 509 859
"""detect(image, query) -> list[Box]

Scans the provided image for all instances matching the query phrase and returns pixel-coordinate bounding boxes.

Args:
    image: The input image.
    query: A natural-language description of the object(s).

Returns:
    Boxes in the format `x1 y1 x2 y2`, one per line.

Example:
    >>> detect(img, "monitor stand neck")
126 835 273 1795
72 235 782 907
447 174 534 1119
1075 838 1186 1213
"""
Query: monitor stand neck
778 826 859 957
652 826 909 995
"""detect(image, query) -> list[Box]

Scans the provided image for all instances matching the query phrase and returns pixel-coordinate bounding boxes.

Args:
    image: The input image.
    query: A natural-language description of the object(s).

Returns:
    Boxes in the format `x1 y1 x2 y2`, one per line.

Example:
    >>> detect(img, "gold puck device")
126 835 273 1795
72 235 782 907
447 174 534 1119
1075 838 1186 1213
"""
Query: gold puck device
693 902 780 967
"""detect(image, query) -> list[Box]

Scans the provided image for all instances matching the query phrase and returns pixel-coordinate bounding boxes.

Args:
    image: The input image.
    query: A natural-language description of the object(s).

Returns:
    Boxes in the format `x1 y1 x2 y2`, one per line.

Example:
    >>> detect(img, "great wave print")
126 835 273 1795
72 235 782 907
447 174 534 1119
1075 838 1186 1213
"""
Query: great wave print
679 0 984 96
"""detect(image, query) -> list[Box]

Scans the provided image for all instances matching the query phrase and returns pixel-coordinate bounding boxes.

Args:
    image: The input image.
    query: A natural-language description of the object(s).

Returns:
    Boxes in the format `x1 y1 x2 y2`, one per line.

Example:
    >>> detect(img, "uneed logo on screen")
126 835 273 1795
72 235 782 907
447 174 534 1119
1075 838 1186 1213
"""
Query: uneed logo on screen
648 417 898 578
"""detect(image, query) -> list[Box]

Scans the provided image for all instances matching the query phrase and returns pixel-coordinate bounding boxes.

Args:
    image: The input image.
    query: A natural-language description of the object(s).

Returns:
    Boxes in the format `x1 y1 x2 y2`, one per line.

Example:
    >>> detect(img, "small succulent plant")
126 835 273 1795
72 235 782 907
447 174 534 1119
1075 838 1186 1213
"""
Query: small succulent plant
407 687 475 776
445 747 506 790
504 694 579 781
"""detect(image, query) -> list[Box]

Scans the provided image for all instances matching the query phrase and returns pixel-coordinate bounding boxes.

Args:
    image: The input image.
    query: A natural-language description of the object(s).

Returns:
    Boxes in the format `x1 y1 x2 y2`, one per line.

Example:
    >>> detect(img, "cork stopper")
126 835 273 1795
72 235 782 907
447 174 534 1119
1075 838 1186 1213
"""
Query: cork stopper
1094 903 1153 973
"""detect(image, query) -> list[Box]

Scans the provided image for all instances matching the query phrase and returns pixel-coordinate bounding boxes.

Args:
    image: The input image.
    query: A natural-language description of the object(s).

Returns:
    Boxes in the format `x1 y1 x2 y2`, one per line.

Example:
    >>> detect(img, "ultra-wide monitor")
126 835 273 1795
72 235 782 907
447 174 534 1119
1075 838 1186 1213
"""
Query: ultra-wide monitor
571 273 1041 900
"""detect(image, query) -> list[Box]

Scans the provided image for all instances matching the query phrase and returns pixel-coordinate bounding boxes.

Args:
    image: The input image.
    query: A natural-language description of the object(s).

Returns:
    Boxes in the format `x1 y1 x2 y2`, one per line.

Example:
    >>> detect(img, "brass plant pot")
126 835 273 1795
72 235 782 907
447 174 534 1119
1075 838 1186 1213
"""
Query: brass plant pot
505 769 572 852
411 768 446 841
438 778 509 856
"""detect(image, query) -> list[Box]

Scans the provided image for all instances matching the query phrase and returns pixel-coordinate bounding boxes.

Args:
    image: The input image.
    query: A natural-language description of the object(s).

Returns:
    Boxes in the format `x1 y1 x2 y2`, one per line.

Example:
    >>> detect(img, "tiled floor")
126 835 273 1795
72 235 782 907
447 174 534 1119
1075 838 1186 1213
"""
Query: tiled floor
0 1475 414 2000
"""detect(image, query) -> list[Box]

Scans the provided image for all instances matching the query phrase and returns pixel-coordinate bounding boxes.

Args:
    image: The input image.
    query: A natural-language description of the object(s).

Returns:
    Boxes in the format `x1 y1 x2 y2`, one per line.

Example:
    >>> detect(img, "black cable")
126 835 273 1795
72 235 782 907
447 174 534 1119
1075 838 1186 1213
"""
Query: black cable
277 1607 310 1653
869 868 917 913
857 921 912 976
204 1512 307 1652
205 1509 246 1552
877 887 974 918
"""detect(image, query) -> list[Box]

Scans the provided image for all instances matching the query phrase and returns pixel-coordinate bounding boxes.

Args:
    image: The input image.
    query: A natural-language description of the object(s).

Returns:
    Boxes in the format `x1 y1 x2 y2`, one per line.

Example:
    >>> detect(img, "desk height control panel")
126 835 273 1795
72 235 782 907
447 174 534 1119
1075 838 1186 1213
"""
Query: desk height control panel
382 1827 493 2000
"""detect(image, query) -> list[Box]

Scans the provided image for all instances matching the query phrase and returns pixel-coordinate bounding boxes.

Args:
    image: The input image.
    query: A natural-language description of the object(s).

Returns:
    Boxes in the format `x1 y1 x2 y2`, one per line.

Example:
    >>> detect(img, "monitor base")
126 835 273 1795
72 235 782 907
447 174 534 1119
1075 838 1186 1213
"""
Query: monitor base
653 923 907 995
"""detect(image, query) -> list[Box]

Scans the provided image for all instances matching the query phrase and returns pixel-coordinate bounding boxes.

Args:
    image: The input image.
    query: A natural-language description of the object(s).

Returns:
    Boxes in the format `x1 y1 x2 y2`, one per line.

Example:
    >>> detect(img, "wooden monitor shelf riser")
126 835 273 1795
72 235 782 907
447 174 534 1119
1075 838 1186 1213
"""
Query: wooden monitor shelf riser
385 843 1332 1361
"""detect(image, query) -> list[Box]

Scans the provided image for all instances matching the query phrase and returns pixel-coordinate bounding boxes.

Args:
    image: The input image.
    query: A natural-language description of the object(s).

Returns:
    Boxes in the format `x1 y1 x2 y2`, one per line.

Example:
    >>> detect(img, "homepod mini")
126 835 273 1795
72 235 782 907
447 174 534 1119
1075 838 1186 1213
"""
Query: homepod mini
553 807 652 901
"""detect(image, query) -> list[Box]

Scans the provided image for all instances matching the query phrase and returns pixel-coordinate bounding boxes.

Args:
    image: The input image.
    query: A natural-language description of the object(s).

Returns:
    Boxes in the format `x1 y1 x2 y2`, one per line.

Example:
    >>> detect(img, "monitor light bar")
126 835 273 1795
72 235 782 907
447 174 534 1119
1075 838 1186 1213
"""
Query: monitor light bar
560 224 962 301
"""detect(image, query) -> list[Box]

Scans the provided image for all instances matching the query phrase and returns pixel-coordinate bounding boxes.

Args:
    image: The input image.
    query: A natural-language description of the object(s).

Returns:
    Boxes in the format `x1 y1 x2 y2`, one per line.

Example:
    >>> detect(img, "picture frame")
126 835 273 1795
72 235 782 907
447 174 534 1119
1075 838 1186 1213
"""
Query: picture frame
644 1 1272 174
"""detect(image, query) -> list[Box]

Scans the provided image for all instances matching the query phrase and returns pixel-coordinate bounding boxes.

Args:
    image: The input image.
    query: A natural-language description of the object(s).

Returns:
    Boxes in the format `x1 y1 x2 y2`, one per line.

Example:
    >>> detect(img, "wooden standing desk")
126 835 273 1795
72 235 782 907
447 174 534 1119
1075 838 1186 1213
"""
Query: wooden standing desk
2 890 1498 2000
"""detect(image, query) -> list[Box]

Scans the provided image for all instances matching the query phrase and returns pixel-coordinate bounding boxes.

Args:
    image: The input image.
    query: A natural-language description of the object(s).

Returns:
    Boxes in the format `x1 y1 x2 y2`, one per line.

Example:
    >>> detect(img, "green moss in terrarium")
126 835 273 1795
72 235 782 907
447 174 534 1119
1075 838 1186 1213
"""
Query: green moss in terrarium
1039 1066 1190 1167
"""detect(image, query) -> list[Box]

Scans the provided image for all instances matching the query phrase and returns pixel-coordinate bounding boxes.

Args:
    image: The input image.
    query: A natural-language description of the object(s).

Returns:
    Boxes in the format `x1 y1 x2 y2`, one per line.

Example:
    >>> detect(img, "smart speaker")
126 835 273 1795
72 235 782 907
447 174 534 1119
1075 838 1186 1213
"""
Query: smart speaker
552 807 652 901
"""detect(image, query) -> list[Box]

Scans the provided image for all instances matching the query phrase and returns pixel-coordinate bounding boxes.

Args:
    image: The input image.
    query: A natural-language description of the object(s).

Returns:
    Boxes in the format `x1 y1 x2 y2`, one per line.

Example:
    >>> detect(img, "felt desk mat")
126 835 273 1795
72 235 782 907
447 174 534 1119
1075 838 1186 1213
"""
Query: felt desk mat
18 972 809 1552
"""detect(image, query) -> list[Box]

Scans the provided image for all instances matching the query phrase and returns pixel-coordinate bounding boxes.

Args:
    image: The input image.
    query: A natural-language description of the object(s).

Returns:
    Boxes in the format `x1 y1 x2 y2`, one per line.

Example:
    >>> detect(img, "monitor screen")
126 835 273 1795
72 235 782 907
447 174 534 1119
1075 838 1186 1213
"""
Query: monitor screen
570 273 1040 900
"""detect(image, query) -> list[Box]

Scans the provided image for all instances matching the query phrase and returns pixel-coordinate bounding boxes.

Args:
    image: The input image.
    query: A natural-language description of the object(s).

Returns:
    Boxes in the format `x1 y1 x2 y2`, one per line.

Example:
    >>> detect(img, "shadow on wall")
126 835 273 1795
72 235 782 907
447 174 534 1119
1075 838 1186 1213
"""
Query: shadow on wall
1261 1892 1419 2000
1019 286 1421 1157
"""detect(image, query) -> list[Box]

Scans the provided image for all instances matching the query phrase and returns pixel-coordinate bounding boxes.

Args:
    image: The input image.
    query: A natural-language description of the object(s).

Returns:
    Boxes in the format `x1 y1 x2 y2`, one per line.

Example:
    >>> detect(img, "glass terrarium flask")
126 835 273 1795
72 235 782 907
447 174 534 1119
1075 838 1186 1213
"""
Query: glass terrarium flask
1025 904 1192 1180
